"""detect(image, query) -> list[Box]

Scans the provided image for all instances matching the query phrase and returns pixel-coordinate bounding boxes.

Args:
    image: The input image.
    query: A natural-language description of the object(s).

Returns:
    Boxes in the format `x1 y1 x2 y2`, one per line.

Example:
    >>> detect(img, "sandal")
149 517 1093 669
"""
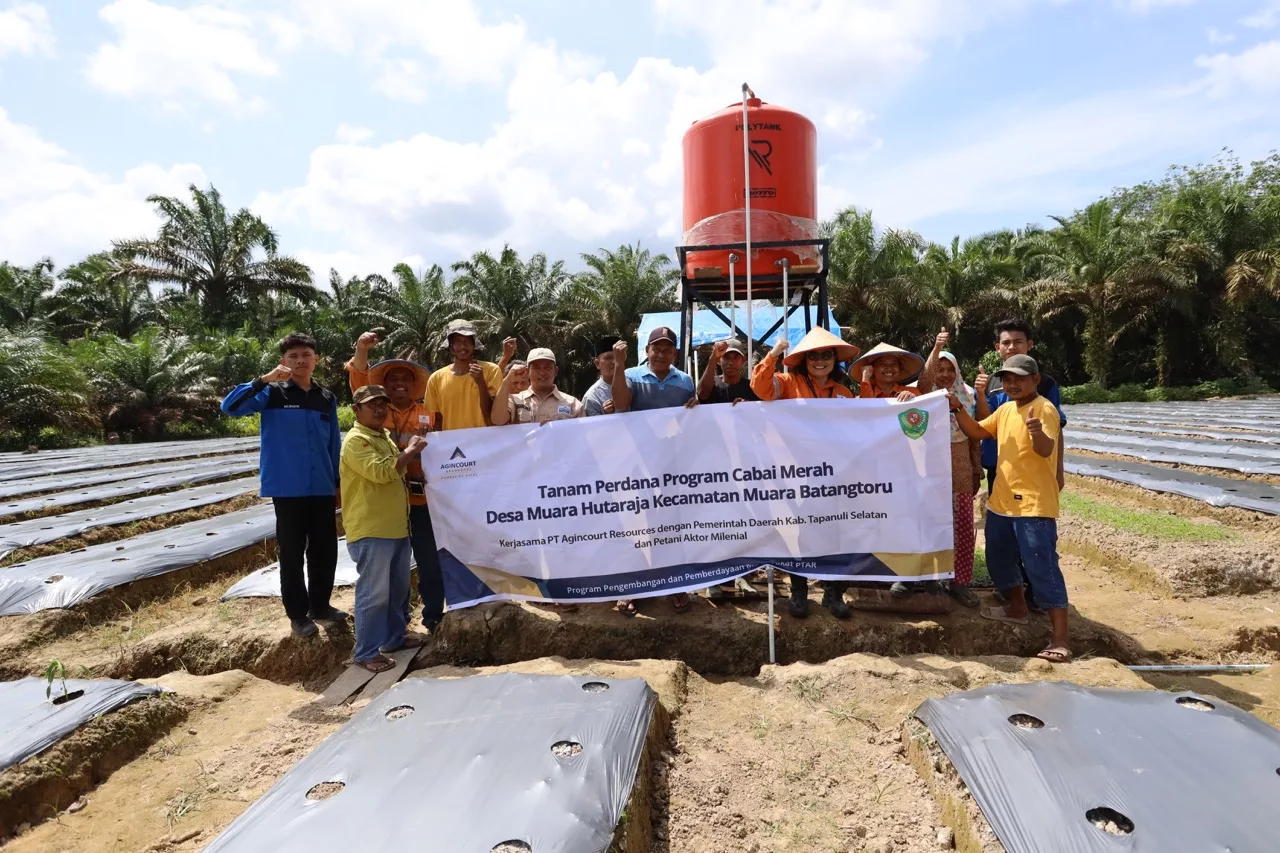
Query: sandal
1036 646 1072 663
948 584 981 608
671 592 691 613
356 655 395 673
980 606 1029 626
615 600 637 616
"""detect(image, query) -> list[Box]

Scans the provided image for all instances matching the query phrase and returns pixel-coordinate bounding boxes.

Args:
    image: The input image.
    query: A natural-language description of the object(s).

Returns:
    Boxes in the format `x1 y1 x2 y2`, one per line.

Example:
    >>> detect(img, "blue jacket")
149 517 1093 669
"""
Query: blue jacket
221 378 341 498
981 373 1067 470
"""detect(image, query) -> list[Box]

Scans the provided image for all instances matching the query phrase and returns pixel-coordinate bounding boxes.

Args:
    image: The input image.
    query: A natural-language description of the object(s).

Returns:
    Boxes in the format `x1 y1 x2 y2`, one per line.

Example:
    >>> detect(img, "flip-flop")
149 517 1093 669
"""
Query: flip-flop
980 606 1029 626
615 600 637 616
1036 646 1072 663
671 593 691 613
356 655 395 673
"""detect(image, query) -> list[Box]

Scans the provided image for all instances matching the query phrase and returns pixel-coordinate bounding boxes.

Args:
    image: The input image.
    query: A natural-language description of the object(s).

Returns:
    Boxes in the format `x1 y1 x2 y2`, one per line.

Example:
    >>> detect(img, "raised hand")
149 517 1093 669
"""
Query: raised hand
935 326 950 351
975 365 989 396
612 339 628 363
262 364 293 383
770 337 789 358
507 363 530 385
1026 407 1043 436
502 337 518 359
356 331 379 350
710 340 729 363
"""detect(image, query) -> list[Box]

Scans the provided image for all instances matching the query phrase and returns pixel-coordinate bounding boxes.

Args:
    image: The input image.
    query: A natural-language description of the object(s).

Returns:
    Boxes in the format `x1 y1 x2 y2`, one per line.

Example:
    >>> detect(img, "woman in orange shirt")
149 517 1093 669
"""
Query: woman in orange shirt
749 326 858 621
852 342 928 401
749 326 858 401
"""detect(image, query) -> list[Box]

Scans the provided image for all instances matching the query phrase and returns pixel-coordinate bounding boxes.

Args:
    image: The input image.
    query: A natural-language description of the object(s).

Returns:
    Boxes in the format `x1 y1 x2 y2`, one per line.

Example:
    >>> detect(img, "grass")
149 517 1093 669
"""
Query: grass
1060 491 1235 542
971 547 992 587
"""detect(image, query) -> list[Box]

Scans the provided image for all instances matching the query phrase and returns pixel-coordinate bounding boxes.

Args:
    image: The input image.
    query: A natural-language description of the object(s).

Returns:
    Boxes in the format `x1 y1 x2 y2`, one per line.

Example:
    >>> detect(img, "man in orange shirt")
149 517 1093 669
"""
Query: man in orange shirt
346 332 446 632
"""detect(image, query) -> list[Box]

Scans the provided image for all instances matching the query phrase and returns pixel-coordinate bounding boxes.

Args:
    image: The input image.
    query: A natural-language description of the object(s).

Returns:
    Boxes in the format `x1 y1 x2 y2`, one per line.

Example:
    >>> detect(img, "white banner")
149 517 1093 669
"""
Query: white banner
425 392 954 609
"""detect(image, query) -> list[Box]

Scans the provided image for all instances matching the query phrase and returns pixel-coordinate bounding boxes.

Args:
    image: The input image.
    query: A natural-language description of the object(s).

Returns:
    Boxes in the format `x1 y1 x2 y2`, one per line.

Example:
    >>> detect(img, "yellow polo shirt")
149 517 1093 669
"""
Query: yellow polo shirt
339 423 410 542
979 398 1061 519
425 362 502 431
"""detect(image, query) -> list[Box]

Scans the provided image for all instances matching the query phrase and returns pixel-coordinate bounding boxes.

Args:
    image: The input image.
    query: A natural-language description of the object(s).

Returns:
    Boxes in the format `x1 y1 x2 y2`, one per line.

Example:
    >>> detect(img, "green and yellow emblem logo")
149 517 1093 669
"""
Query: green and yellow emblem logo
898 408 928 440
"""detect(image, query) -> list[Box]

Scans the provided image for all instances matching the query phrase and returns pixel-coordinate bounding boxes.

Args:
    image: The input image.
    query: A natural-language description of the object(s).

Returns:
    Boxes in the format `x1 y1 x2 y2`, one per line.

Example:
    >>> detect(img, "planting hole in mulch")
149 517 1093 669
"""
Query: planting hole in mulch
550 740 583 758
205 532 218 536
1175 696 1215 712
111 558 128 562
305 781 344 801
1008 713 1044 729
491 841 533 853
1086 806 1134 835
51 689 85 705
385 705 414 720
44 574 63 584
581 682 609 693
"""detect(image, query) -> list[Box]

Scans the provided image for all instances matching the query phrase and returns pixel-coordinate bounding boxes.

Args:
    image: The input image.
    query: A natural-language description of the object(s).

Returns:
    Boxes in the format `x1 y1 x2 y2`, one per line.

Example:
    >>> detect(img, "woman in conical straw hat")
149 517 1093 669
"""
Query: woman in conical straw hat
748 326 858 621
851 342 929 401
749 326 858 401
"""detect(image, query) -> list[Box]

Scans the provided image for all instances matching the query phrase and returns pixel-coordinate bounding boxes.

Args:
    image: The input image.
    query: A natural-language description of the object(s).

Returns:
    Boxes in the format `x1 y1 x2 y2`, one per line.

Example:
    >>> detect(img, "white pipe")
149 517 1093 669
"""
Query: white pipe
766 566 776 664
1126 664 1271 672
778 258 789 351
742 83 754 370
728 253 739 341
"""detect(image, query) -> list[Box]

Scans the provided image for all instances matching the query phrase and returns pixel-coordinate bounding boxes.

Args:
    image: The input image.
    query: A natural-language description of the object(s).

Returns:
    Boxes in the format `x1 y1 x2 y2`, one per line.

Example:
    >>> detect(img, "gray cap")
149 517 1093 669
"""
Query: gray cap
723 339 747 356
443 319 480 347
995 354 1040 377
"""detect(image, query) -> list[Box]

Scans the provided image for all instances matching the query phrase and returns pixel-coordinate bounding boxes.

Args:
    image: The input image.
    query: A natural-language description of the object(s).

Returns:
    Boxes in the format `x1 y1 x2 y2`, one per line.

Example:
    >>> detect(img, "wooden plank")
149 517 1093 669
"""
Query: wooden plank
313 664 376 708
359 645 423 702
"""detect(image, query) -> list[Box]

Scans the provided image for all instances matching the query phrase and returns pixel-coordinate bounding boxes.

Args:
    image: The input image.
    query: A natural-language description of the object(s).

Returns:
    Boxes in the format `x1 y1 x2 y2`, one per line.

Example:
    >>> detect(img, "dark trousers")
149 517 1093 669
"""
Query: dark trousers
272 496 338 621
409 503 445 624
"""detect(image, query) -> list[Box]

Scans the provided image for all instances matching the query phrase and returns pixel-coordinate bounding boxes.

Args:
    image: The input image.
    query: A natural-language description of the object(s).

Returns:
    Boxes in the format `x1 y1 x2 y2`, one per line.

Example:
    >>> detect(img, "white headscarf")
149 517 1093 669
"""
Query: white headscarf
940 352 975 443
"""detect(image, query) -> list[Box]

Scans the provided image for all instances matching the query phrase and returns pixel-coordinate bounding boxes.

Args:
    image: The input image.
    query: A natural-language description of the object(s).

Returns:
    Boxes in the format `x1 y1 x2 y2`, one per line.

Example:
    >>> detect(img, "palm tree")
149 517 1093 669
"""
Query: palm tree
362 263 458 366
0 327 94 436
1024 200 1150 387
54 254 161 339
569 242 679 342
916 232 1023 339
0 259 55 330
113 184 316 328
822 207 930 343
452 245 570 350
70 328 218 438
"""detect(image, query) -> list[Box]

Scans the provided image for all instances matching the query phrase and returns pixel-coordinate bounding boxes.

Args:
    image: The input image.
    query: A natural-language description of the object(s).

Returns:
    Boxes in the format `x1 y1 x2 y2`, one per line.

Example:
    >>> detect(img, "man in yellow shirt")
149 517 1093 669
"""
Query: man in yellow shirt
426 320 502 430
341 385 428 673
948 355 1070 664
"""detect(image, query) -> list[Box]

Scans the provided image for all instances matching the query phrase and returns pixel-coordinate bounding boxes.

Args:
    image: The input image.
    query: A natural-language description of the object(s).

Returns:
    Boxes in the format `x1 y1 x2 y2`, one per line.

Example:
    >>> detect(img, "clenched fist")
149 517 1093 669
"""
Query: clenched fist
262 365 292 383
502 337 518 359
468 363 485 385
356 331 379 350
710 340 729 363
612 339 628 361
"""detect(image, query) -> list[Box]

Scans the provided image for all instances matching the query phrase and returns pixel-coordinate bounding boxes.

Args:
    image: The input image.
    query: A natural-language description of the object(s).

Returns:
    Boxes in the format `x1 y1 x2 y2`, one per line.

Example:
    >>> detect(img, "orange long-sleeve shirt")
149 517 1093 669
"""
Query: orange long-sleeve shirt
749 353 855 401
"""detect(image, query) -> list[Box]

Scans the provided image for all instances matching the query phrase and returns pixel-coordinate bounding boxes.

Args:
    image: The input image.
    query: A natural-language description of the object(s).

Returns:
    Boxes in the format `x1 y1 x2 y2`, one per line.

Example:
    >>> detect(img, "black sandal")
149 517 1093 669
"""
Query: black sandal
356 655 395 673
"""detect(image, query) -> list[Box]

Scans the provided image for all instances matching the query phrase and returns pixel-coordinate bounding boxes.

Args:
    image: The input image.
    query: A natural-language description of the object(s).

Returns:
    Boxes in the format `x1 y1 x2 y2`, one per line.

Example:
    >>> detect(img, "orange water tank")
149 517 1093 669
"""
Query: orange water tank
682 97 820 279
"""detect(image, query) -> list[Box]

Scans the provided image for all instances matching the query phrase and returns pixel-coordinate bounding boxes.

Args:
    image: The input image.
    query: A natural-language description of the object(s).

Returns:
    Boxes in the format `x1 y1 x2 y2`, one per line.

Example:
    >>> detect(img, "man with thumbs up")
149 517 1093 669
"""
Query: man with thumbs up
947 354 1071 664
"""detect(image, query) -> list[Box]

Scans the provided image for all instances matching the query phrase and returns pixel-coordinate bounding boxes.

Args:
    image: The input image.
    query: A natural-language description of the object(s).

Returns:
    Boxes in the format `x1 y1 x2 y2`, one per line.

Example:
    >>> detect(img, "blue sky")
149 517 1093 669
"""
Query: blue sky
1 0 1278 280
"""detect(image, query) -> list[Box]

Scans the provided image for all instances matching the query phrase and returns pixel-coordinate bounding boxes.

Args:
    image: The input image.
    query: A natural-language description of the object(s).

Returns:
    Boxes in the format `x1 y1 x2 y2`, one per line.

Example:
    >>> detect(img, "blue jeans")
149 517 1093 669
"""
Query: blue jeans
348 536 411 662
409 504 445 625
984 513 1068 609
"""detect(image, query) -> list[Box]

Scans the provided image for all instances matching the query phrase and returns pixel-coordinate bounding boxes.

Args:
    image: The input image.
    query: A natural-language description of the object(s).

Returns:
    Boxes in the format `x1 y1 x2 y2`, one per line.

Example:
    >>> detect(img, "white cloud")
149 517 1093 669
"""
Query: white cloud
1207 27 1235 44
372 57 430 103
86 0 277 111
1196 39 1280 95
0 108 207 264
0 2 54 58
334 124 374 144
1240 1 1280 28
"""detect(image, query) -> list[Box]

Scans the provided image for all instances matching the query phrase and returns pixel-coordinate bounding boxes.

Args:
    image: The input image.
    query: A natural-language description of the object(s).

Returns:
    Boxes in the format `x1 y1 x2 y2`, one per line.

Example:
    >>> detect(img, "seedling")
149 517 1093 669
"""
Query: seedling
44 659 87 704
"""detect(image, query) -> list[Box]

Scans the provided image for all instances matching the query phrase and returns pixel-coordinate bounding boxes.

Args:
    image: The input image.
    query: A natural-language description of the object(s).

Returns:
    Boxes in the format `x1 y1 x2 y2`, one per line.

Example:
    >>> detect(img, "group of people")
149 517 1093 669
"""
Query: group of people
221 316 1072 673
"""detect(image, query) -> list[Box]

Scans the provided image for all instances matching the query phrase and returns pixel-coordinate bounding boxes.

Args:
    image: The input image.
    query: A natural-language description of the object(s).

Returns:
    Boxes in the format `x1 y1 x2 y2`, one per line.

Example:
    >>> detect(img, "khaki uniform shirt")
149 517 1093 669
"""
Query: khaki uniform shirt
508 386 585 424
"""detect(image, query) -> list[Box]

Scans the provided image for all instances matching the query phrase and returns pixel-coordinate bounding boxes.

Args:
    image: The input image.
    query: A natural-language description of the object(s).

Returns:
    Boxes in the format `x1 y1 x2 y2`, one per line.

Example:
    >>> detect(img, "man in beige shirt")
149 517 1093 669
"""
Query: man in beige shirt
491 347 585 425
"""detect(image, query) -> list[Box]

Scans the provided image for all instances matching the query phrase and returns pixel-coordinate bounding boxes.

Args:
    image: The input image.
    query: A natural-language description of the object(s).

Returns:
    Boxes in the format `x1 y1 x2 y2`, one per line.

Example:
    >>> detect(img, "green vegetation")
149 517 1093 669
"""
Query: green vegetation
2 150 1279 449
1060 492 1234 541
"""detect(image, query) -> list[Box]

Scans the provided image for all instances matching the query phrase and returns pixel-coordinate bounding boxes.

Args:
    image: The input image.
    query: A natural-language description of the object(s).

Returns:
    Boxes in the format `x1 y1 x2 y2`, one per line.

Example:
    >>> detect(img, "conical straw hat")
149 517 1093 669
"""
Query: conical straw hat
367 359 430 401
849 342 925 377
782 327 860 368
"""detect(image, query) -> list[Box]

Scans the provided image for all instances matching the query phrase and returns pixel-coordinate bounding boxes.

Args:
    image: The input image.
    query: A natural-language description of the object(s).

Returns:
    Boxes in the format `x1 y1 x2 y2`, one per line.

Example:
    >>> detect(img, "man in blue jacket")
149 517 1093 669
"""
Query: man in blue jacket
221 332 345 637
